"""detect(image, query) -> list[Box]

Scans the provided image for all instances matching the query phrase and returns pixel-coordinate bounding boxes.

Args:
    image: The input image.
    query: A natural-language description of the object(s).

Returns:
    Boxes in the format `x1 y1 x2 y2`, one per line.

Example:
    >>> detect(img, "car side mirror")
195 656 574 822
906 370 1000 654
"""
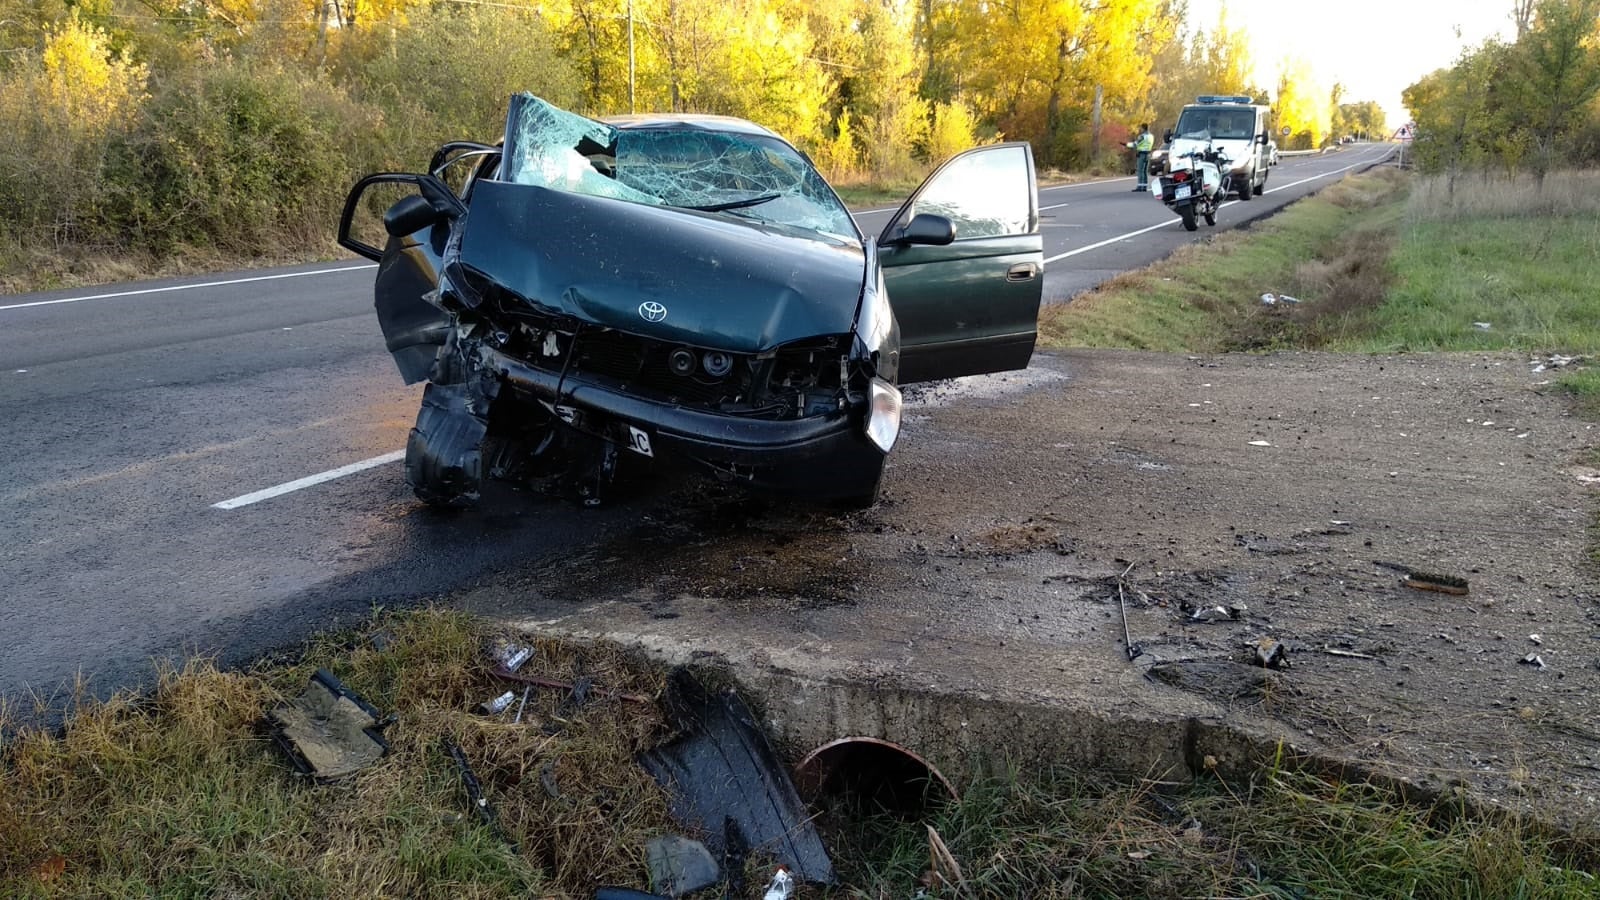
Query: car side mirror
339 172 468 261
893 213 956 247
1164 129 1173 143
384 194 444 237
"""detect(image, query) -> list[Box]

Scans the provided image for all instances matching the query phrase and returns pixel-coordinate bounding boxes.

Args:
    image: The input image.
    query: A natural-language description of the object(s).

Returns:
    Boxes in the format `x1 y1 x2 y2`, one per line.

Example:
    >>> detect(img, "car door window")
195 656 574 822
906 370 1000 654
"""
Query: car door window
905 145 1033 240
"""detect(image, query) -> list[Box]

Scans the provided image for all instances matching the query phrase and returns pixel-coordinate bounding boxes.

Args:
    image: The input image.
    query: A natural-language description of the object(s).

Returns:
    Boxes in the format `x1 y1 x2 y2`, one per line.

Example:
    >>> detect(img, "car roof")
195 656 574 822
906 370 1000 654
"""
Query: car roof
601 113 781 139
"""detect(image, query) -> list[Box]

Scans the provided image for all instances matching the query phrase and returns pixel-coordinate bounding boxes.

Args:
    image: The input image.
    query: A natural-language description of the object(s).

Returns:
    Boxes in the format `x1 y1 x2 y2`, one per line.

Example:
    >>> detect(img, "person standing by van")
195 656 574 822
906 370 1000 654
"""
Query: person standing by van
1128 124 1154 191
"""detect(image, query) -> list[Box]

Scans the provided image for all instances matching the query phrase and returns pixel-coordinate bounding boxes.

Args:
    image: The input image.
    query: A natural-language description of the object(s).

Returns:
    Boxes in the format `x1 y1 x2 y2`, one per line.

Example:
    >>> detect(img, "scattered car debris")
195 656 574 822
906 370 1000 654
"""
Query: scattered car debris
761 867 796 900
492 665 654 704
443 737 497 827
1247 440 1272 447
1529 634 1543 646
267 669 390 780
1473 322 1493 331
1252 638 1290 670
1190 605 1239 623
1521 654 1547 670
1260 293 1278 305
494 642 534 673
1321 647 1378 660
1531 354 1584 373
639 670 834 885
1278 294 1301 304
645 835 721 898
512 685 531 724
1401 571 1470 596
478 690 517 715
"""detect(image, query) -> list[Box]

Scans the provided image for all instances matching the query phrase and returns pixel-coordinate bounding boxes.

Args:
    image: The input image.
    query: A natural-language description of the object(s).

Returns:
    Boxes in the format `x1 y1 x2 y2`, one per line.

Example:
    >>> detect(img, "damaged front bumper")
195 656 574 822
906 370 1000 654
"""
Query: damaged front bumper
485 348 888 499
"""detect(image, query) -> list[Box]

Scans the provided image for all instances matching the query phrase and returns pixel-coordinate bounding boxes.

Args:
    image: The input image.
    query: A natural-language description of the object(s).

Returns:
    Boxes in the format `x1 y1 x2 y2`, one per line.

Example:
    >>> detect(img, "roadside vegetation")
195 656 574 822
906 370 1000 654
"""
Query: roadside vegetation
1 0 1390 294
3 608 1596 897
1040 166 1600 398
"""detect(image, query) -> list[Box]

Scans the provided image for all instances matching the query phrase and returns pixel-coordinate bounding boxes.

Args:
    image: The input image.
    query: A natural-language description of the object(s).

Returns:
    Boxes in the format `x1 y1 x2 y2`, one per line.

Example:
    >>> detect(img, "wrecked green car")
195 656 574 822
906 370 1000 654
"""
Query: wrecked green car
337 95 1043 508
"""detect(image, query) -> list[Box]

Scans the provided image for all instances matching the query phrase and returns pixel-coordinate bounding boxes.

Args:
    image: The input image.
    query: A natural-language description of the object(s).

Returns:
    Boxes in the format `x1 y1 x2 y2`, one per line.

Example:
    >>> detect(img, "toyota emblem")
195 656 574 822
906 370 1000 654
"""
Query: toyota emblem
639 301 668 323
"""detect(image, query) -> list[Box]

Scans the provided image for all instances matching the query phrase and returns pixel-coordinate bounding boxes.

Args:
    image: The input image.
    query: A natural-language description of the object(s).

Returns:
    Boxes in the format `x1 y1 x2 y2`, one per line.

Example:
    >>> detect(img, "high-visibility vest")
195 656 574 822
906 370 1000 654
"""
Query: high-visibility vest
1135 132 1154 152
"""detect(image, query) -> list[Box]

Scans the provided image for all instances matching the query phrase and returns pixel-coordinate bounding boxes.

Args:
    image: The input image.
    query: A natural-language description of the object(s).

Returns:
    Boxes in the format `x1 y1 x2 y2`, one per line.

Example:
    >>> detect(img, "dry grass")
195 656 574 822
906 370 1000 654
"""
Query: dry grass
0 609 673 898
0 238 349 296
1406 170 1600 222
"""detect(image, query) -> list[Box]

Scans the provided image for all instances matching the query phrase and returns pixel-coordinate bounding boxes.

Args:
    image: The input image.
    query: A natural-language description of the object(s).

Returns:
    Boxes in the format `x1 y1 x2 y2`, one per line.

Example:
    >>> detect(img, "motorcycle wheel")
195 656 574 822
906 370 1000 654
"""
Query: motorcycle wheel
1203 208 1216 226
1180 204 1197 231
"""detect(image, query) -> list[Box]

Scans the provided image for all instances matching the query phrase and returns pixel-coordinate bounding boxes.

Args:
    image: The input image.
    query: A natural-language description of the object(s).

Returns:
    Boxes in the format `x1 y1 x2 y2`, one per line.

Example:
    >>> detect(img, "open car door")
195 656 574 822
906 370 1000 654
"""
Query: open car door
336 168 473 384
877 142 1043 384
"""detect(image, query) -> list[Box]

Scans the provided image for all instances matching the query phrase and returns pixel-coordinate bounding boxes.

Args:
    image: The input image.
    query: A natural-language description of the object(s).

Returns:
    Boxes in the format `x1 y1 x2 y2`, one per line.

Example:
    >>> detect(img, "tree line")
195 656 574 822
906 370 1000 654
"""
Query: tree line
0 0 1384 261
1403 0 1600 178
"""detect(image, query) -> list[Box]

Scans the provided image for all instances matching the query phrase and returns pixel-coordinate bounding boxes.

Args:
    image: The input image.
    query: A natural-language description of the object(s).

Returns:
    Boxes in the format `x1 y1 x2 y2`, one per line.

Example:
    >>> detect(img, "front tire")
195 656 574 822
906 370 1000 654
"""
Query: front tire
1236 168 1254 200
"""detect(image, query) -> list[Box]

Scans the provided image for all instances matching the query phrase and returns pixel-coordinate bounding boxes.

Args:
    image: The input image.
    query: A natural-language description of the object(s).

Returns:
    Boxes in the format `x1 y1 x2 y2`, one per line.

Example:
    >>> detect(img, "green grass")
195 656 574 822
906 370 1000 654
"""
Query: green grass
828 764 1600 898
1330 215 1600 353
1039 167 1410 353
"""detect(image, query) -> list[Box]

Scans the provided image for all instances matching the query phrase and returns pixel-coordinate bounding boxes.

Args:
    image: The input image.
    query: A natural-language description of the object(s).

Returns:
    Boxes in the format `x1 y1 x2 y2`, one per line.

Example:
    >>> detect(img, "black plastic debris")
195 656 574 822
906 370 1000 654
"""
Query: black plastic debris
640 670 835 886
267 669 389 780
443 737 497 828
645 835 720 898
1251 638 1290 670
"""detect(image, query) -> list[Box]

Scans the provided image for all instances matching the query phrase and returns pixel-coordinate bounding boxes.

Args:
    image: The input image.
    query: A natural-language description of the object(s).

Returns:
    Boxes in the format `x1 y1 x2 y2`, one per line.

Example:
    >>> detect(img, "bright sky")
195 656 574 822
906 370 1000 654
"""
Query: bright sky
1184 0 1521 129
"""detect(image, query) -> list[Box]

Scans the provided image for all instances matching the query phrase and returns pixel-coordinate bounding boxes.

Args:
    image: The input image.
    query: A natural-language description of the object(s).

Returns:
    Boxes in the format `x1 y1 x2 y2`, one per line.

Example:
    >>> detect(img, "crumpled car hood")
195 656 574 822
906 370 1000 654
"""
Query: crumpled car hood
455 179 867 354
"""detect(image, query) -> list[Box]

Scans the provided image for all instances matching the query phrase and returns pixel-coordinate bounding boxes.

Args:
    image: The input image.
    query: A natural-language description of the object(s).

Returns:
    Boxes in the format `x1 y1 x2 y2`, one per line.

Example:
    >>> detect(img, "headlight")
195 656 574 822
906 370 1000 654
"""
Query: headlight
865 378 902 453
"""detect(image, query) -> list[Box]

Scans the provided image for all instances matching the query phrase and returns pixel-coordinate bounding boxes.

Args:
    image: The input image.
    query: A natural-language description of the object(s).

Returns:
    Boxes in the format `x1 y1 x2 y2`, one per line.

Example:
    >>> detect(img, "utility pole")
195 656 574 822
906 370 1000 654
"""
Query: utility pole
627 0 636 114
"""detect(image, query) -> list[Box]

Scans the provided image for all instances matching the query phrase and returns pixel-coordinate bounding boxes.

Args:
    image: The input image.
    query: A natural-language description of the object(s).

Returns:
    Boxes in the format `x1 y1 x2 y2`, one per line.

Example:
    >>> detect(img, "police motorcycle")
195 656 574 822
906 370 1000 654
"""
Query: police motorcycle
1154 133 1229 232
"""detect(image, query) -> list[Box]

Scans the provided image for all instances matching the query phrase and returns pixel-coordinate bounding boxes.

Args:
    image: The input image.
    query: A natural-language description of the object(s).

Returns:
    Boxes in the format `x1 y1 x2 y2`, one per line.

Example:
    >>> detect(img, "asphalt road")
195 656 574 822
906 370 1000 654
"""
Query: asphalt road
0 143 1396 705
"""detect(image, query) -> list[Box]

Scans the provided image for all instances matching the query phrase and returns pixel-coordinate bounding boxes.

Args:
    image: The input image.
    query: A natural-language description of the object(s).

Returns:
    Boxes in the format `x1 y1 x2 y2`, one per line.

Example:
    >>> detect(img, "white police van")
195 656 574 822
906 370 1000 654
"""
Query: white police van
1165 96 1273 200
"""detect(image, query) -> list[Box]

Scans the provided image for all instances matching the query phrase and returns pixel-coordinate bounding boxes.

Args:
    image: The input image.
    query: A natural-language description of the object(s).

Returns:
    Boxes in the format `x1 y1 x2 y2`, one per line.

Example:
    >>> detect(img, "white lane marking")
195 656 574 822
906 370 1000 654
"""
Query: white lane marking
0 264 378 312
1040 202 1071 211
854 174 1136 216
1044 149 1395 264
212 449 404 510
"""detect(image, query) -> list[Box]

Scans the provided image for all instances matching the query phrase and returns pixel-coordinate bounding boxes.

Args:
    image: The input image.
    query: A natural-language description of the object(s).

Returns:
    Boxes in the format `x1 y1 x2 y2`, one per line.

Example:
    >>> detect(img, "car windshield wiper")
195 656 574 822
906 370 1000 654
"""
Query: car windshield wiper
682 193 781 212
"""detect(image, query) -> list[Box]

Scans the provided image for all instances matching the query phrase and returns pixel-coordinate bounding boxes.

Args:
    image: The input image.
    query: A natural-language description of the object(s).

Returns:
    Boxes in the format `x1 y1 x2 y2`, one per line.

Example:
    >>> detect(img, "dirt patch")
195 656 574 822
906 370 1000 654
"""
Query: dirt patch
466 349 1600 827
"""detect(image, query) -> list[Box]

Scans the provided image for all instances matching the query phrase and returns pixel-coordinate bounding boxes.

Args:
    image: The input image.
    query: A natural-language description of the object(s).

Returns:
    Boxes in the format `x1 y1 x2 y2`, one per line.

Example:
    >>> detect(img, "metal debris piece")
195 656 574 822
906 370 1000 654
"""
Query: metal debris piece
645 835 721 898
762 867 795 900
1191 605 1234 623
267 669 389 780
639 670 834 885
1529 634 1542 645
1252 638 1290 669
492 666 652 704
1473 321 1492 330
494 642 534 673
1402 572 1470 596
1322 647 1378 660
1521 653 1547 670
512 686 531 724
1278 294 1301 304
479 690 516 715
1260 292 1278 305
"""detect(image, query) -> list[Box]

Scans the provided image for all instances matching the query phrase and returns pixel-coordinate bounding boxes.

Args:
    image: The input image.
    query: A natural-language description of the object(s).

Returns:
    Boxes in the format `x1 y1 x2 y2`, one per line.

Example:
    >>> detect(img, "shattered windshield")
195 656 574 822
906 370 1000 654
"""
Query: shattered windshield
501 94 857 240
1175 107 1256 140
